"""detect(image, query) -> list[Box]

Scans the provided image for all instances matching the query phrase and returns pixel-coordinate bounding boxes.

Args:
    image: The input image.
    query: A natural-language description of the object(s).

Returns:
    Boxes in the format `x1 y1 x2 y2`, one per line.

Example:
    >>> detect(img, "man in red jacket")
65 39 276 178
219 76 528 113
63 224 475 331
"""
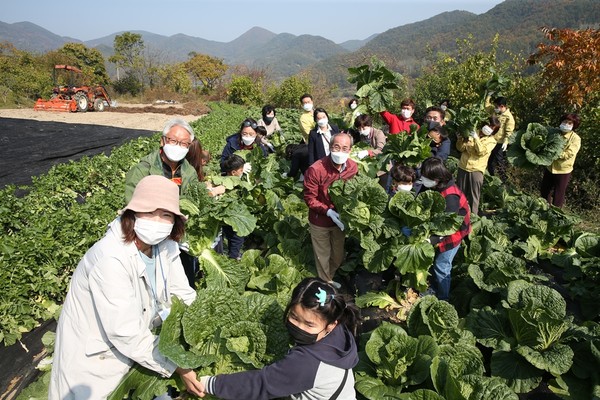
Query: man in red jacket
303 133 358 288
380 98 420 134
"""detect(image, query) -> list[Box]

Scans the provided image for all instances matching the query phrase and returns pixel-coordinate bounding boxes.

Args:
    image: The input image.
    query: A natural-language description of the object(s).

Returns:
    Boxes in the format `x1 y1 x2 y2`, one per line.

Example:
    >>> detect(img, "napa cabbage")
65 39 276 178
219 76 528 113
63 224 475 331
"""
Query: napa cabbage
507 123 565 169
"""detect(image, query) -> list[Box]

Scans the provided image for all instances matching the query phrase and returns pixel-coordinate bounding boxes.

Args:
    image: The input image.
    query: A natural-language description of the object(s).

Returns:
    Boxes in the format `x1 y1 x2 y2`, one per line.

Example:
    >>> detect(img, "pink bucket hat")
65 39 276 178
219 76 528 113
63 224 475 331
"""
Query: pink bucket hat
121 175 187 221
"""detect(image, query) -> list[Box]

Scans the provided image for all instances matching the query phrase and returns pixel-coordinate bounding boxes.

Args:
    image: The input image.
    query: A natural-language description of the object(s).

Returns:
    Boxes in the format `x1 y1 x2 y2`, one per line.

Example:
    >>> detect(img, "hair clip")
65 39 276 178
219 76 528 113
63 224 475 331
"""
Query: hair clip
315 288 327 306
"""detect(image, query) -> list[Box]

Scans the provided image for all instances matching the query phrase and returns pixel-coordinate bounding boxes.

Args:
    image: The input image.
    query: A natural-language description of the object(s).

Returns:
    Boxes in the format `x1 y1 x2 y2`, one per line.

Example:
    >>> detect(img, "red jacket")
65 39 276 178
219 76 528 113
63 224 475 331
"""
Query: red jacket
437 184 471 252
380 111 419 134
303 156 358 227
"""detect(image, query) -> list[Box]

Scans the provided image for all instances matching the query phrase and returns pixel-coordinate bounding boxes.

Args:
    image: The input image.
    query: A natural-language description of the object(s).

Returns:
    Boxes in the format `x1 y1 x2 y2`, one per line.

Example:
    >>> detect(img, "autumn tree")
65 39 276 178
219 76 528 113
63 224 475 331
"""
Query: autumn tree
528 27 600 108
109 32 145 92
158 63 192 94
0 42 48 103
57 43 110 85
185 53 228 92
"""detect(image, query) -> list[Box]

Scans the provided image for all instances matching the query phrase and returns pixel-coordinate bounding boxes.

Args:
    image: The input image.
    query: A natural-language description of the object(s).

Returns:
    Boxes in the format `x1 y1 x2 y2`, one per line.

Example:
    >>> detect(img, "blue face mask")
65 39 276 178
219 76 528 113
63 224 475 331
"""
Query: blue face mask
421 176 437 188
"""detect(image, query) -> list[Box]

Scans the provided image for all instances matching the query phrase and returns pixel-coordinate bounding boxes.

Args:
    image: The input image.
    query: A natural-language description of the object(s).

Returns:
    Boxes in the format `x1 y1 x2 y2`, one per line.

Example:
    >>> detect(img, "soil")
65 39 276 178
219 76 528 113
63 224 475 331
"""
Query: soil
0 102 207 188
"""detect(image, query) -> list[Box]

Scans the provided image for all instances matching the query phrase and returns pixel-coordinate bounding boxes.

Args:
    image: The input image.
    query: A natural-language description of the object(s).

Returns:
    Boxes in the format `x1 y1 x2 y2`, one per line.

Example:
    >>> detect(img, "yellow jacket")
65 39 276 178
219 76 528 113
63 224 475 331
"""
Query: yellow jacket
485 96 516 144
456 134 497 173
299 111 315 143
549 130 581 174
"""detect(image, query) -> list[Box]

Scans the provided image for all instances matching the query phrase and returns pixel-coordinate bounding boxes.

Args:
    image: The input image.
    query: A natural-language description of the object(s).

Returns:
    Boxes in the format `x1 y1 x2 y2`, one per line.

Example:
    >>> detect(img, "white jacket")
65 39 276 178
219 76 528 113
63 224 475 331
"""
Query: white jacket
49 218 196 400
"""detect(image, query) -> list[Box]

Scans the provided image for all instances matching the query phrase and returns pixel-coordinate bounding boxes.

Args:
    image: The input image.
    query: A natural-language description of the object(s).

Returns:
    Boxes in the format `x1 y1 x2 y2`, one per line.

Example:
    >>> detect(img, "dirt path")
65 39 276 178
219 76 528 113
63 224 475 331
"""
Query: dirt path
0 103 203 130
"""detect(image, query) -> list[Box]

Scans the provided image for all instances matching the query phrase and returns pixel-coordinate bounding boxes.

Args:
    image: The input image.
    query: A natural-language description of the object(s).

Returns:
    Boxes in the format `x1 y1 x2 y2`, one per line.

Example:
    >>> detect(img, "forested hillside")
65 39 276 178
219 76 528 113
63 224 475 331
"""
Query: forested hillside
308 0 600 91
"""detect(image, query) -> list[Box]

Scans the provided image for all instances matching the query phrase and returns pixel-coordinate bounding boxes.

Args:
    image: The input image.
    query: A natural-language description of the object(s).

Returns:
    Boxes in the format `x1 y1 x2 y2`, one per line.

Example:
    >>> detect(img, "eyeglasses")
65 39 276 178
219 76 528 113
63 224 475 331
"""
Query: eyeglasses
242 121 258 130
331 145 351 152
164 136 191 148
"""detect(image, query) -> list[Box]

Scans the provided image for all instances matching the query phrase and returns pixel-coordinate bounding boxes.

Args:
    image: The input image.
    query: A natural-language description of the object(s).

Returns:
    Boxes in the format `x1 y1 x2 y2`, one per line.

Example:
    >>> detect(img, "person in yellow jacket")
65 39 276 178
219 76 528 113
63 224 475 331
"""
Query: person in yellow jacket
540 113 582 208
299 93 316 143
456 116 500 216
485 96 515 182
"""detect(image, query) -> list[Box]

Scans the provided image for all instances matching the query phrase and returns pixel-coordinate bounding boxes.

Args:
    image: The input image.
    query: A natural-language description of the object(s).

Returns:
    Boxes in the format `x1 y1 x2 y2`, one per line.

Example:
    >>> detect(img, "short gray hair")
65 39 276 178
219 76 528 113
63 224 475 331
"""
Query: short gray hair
162 118 195 142
330 132 354 147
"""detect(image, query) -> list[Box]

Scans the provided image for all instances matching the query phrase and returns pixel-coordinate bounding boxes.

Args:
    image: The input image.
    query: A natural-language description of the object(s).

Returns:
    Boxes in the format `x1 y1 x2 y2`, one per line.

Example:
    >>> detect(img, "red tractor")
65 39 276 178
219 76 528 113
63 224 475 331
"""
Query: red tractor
34 65 113 112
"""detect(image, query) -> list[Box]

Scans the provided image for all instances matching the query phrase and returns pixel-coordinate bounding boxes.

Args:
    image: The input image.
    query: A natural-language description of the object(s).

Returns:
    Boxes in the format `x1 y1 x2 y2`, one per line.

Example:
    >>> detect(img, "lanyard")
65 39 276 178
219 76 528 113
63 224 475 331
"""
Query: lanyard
144 245 168 306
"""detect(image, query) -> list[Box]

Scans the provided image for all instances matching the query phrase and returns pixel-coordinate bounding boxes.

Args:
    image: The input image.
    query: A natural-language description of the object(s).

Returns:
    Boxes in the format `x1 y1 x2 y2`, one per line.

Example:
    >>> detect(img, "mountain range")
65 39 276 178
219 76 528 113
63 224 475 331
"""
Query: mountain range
1 0 599 85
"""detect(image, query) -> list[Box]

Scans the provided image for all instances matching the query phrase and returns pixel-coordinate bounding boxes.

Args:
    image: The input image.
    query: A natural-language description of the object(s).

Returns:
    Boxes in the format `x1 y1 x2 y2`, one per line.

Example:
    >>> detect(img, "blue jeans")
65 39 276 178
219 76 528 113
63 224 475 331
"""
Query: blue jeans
431 245 460 300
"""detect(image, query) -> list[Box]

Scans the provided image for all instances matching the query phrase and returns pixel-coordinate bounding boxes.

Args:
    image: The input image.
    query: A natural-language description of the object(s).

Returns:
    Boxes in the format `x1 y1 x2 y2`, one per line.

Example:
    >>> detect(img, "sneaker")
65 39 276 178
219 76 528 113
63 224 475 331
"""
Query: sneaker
329 281 342 290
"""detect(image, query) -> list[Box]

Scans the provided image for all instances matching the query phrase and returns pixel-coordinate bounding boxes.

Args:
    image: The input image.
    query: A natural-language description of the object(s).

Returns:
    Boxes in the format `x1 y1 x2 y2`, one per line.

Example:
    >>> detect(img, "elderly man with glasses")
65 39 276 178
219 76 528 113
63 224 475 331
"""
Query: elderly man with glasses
303 132 358 289
125 118 199 203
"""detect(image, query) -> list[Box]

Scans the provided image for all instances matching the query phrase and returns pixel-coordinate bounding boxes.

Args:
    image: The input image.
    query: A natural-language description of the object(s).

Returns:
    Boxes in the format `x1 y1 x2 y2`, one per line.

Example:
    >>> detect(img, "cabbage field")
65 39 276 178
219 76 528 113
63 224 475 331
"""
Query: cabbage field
4 101 600 400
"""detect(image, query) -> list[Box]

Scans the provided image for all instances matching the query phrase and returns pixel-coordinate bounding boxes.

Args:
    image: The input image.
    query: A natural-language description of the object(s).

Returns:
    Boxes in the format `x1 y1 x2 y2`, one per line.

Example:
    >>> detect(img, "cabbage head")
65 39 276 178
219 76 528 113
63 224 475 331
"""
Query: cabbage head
507 123 565 168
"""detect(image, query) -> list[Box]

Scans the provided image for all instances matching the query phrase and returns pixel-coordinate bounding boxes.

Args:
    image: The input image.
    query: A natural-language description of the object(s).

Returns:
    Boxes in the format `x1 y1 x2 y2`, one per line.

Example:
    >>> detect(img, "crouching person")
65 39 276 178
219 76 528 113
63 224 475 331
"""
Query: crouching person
49 176 204 399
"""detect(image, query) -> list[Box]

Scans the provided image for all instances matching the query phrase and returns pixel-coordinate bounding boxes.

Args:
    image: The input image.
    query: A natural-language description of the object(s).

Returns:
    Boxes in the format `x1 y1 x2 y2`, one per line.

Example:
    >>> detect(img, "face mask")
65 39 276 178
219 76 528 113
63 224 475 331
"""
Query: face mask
401 109 413 119
134 218 173 245
162 144 189 162
481 125 494 136
241 136 256 146
303 103 313 112
264 116 274 124
440 105 447 111
330 151 349 165
559 123 573 133
427 121 441 130
360 127 371 136
397 184 413 192
350 103 357 110
494 107 502 114
317 118 328 127
421 176 437 188
286 320 323 345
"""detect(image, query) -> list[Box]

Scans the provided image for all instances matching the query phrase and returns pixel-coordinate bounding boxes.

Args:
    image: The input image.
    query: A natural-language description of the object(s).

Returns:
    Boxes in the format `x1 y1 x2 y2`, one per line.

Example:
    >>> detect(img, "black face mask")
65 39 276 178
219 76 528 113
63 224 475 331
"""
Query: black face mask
427 120 441 130
264 116 274 125
286 320 325 345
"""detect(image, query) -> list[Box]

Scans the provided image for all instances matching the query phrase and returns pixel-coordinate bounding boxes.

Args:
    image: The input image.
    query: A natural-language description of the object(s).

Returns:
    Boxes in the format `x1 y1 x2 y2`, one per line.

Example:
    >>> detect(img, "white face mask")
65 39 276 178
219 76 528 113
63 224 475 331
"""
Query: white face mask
350 103 357 110
317 118 328 127
134 218 174 245
241 136 256 146
401 109 413 119
303 103 313 112
481 125 494 136
162 144 189 162
360 127 371 136
421 176 437 188
330 151 349 165
440 105 447 111
397 184 413 192
559 123 573 133
494 107 502 114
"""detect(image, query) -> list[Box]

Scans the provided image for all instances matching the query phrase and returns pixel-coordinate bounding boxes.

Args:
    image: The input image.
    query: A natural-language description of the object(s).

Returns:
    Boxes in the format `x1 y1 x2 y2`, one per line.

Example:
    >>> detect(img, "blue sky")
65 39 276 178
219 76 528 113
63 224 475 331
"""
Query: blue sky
4 0 504 43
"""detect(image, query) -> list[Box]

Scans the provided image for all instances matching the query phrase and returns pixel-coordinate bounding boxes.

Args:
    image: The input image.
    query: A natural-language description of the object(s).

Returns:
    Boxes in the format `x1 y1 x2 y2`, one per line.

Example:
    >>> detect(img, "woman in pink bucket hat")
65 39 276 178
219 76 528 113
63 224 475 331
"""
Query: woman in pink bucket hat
49 175 204 399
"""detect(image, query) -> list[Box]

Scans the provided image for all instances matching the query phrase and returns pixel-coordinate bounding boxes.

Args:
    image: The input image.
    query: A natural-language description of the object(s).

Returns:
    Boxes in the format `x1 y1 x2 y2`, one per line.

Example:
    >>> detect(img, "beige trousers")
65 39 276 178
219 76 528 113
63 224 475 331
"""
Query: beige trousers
309 222 346 282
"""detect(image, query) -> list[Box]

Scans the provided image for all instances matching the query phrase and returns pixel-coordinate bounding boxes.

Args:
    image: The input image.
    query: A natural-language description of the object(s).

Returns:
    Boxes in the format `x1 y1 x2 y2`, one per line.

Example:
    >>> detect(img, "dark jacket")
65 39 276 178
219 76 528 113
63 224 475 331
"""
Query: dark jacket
431 138 451 161
307 124 340 166
220 133 268 173
203 324 358 400
289 144 309 178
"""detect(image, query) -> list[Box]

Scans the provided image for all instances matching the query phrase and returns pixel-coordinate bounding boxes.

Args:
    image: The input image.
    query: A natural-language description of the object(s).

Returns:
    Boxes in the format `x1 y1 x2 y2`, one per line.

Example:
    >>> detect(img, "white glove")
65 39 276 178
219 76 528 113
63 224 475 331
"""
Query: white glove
469 130 478 138
357 150 369 160
502 142 508 152
242 162 252 174
281 172 288 178
326 209 345 231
